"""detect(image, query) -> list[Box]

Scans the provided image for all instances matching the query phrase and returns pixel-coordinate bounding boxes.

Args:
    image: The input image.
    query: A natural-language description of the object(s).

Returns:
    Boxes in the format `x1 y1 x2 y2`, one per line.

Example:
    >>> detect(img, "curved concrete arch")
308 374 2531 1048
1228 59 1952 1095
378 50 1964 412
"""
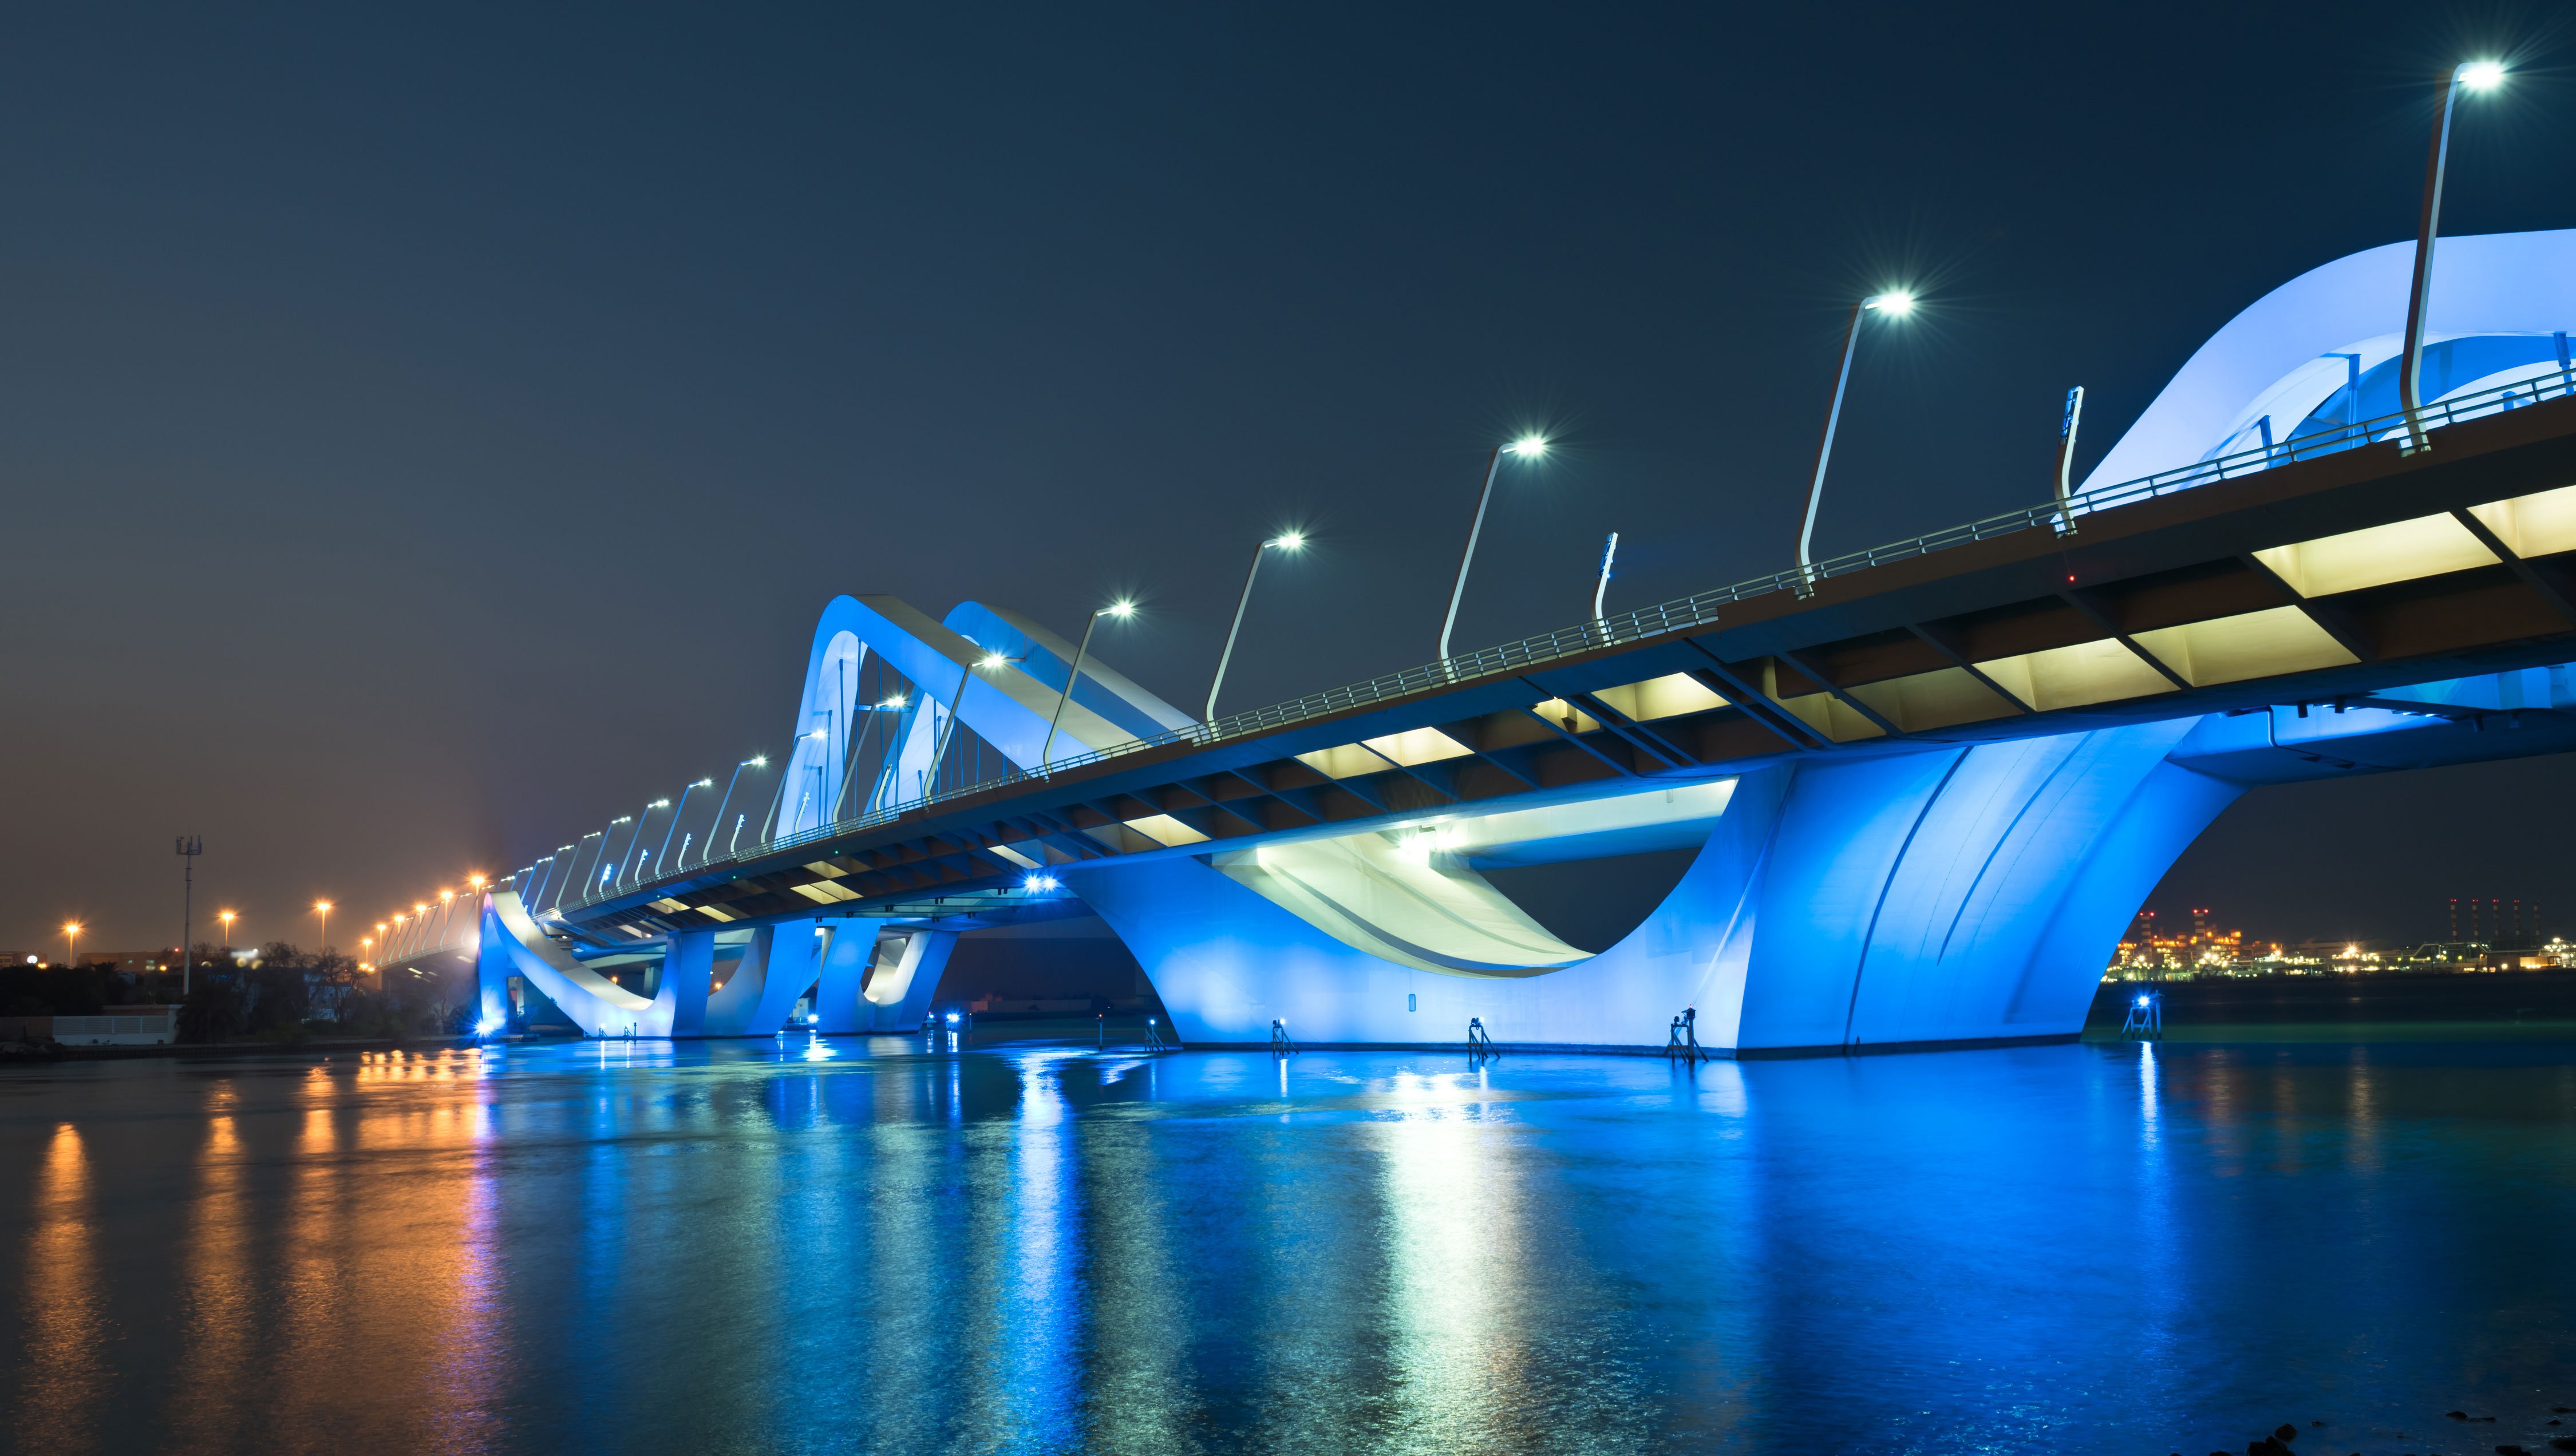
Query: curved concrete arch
476 891 661 1036
943 601 1195 738
1067 719 2245 1053
2081 228 2576 493
769 595 1161 838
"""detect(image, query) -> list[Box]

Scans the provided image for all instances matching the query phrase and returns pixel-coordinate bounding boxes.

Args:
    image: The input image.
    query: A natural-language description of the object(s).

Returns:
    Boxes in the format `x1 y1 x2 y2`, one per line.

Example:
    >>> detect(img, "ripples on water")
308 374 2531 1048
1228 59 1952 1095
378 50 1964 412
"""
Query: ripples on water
4 1038 2575 1454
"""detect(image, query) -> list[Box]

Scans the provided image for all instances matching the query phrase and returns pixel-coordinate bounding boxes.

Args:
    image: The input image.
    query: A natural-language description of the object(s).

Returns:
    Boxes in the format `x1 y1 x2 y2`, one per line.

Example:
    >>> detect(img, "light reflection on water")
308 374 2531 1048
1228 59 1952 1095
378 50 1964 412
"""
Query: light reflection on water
5 1039 2576 1454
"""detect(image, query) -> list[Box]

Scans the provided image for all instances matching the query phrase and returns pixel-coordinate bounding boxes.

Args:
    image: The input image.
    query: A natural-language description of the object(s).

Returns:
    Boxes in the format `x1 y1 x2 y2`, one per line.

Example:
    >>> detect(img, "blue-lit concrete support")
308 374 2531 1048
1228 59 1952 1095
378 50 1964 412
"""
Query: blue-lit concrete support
812 924 879 1033
477 891 665 1036
860 929 957 1032
663 929 714 1036
1071 720 2248 1054
701 919 823 1036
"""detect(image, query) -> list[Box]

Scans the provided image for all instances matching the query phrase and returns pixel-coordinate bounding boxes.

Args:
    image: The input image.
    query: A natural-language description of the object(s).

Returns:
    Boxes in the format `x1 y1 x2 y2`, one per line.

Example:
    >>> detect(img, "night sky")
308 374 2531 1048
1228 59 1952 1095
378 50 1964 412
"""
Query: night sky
8 2 2574 958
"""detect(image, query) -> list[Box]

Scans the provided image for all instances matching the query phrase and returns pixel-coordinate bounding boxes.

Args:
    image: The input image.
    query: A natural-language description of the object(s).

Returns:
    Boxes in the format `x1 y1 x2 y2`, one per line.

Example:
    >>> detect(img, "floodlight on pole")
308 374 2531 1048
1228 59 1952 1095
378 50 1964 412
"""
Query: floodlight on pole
219 911 238 949
313 900 333 955
1041 600 1137 771
2400 60 2507 453
1439 436 1547 661
1796 292 1917 592
62 922 81 967
1205 532 1307 725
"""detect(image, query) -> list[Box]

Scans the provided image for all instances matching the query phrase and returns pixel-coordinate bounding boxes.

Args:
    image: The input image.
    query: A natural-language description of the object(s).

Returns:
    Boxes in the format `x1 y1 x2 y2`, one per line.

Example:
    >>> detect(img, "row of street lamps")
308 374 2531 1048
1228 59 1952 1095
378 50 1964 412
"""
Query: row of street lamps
484 57 2510 916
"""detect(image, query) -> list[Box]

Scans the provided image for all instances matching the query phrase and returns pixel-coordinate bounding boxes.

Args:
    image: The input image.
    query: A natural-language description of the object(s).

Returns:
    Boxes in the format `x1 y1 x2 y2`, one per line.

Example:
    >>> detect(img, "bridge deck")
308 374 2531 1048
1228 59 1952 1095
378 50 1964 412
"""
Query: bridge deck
556 389 2576 944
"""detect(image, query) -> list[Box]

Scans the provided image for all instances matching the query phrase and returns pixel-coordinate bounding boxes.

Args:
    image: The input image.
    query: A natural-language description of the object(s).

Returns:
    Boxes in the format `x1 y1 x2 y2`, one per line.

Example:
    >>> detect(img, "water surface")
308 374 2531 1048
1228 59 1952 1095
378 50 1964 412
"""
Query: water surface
6 1036 2574 1454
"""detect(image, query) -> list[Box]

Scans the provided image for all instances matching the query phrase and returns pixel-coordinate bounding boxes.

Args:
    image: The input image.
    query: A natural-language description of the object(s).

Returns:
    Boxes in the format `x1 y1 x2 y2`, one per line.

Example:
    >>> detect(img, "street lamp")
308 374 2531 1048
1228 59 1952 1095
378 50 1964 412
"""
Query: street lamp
218 910 237 949
1796 291 1916 592
653 780 716 880
2400 60 2508 453
1041 599 1137 770
924 652 1023 800
586 817 633 899
313 900 334 956
613 800 671 891
1439 437 1548 661
1205 532 1305 725
697 758 765 869
62 921 81 967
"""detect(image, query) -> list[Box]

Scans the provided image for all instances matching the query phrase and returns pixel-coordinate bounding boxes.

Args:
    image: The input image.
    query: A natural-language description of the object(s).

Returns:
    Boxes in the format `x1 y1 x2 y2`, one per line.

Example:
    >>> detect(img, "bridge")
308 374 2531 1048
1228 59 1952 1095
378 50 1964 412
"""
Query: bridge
398 227 2576 1055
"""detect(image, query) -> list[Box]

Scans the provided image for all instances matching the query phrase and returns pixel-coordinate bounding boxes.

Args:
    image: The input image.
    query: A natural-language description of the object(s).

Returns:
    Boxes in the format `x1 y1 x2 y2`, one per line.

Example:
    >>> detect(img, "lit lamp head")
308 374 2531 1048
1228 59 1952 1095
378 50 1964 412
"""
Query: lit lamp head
1105 599 1136 619
2460 60 2506 90
1866 290 1917 318
749 755 767 767
1269 531 1306 551
879 694 906 710
1506 434 1548 458
468 873 486 888
978 652 1009 669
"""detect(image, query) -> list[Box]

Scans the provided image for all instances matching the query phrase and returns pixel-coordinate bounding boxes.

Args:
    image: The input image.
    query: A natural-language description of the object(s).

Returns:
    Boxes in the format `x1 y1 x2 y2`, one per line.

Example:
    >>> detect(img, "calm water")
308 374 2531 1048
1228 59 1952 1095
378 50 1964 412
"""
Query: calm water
5 1037 2576 1455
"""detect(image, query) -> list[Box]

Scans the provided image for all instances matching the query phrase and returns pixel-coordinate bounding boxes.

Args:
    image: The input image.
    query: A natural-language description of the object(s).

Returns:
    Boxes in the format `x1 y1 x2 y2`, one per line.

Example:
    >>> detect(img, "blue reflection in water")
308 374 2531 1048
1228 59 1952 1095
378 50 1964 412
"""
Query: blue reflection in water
6 1039 2576 1454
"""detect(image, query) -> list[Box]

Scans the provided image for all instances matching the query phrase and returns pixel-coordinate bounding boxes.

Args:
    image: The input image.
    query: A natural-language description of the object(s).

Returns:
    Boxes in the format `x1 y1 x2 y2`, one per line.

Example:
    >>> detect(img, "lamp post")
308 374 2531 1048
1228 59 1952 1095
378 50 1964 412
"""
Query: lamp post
175 833 202 996
758 730 831 845
218 910 237 951
587 818 633 899
1041 600 1136 770
1439 436 1548 661
62 921 81 968
926 654 1022 799
1205 533 1304 725
2400 60 2507 453
313 900 333 956
1796 291 1915 592
653 780 714 880
697 758 765 869
613 800 670 891
552 832 603 912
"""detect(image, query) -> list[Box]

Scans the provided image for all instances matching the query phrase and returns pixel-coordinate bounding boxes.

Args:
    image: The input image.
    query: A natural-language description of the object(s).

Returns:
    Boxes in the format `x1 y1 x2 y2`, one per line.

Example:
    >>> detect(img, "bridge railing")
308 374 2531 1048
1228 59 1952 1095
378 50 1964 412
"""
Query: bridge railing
553 367 2573 913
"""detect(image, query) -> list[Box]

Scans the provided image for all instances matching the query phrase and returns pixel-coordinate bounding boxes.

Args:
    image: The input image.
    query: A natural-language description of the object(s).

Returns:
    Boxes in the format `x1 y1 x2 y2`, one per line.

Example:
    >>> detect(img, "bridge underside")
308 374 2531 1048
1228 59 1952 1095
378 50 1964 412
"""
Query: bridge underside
1070 670 2573 1053
484 664 2576 1051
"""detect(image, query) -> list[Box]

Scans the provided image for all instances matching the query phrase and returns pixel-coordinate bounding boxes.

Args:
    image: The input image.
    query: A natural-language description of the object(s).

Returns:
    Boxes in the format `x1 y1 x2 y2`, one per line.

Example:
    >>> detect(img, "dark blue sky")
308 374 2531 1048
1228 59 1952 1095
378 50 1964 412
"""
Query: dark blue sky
7 2 2572 953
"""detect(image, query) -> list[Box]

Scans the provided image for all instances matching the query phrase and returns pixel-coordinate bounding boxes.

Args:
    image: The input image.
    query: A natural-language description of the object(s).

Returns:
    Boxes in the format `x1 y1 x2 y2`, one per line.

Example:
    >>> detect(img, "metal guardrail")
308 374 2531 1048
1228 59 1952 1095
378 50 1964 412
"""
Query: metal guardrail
554 369 2573 913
